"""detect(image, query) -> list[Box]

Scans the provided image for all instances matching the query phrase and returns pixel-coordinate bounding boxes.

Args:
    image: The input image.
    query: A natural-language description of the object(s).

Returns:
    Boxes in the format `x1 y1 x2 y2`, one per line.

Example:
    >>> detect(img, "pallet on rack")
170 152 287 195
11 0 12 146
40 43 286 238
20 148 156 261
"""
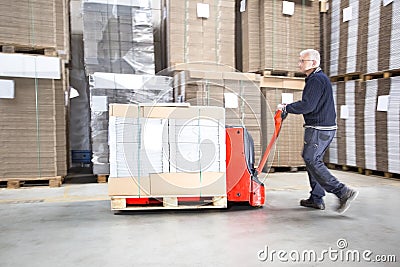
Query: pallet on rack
0 176 63 189
261 69 305 78
326 163 400 179
363 69 400 81
110 195 228 211
330 73 363 83
96 174 108 183
0 43 57 57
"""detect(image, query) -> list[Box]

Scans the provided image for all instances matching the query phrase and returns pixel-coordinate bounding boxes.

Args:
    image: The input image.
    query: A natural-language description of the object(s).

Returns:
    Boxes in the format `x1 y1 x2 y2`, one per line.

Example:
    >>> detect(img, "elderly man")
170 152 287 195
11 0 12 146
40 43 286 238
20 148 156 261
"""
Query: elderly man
277 49 358 214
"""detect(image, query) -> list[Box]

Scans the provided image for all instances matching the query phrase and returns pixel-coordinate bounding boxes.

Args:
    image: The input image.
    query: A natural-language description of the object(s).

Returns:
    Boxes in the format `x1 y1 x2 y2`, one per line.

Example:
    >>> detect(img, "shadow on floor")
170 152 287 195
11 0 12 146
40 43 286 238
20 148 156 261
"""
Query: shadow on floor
65 167 97 184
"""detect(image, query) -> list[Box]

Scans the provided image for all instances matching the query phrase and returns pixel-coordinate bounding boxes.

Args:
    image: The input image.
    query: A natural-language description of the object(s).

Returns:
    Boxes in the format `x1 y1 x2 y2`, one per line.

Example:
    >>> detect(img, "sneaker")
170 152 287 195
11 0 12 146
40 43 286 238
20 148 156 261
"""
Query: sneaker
300 198 325 210
337 189 359 214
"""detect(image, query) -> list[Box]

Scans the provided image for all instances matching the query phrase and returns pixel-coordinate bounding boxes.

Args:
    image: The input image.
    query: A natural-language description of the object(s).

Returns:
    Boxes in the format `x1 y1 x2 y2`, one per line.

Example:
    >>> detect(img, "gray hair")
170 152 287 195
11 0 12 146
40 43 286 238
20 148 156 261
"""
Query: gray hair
300 49 320 67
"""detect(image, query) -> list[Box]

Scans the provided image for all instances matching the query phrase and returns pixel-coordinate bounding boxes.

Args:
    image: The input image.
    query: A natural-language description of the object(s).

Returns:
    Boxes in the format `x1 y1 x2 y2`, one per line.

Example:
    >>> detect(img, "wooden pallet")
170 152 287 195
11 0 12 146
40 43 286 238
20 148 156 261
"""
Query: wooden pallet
0 176 63 189
327 163 364 174
0 43 57 57
364 69 400 81
326 164 400 179
110 196 228 211
331 69 400 83
262 69 305 78
268 166 306 173
96 174 108 183
330 73 363 82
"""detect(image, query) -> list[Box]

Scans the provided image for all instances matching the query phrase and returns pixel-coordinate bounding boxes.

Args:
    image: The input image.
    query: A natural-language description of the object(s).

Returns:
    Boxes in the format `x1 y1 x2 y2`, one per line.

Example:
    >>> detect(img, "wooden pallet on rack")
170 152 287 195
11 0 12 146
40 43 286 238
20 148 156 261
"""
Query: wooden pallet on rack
0 43 58 57
326 163 400 179
96 175 108 183
261 69 305 78
363 69 400 81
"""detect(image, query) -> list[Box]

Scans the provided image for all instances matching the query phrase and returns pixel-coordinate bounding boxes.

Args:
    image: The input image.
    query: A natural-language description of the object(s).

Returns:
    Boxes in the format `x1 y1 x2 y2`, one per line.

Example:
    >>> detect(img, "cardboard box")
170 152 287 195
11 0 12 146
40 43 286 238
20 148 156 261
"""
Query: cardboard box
108 176 151 196
109 103 224 120
0 54 61 80
150 172 226 196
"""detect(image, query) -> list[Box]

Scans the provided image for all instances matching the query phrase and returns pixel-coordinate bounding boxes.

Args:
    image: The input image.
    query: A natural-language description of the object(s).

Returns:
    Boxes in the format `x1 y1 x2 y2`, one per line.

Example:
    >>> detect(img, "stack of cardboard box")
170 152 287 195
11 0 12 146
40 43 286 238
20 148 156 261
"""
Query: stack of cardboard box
260 76 305 170
89 72 173 175
325 0 400 176
108 103 226 197
242 0 320 73
167 0 235 70
0 0 70 61
0 54 67 179
173 69 263 162
327 0 400 76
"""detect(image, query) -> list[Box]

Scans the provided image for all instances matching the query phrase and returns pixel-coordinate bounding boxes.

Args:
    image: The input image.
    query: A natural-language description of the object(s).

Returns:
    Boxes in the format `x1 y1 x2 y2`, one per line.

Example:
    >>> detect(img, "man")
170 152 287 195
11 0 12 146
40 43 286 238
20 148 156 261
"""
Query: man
277 49 358 214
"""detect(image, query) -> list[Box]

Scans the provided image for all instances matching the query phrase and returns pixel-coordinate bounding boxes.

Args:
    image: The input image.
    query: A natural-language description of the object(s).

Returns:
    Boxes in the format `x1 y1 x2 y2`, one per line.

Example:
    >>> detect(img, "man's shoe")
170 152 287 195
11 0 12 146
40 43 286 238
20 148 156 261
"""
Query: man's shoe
337 189 359 214
300 199 325 210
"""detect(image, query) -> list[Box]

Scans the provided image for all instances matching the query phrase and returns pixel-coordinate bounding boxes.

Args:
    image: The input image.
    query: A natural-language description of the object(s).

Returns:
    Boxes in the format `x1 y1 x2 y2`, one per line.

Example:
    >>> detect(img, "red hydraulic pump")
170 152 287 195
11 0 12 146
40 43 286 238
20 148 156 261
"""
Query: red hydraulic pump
226 110 287 207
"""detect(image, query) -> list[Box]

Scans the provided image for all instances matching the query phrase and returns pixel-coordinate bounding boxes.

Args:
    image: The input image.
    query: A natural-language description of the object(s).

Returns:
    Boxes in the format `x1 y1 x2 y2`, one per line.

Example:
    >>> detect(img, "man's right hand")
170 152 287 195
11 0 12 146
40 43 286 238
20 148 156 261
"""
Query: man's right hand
277 104 286 111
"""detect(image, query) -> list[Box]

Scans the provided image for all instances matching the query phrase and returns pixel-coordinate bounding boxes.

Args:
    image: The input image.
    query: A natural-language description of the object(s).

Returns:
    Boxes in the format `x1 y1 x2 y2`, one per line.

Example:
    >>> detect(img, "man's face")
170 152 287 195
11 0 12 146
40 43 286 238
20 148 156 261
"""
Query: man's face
298 55 315 73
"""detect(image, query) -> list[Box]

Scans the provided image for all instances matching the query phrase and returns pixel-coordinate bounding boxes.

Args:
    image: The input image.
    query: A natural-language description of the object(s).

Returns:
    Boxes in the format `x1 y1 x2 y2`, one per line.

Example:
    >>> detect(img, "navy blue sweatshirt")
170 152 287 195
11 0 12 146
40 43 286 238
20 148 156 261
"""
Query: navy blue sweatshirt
285 68 336 127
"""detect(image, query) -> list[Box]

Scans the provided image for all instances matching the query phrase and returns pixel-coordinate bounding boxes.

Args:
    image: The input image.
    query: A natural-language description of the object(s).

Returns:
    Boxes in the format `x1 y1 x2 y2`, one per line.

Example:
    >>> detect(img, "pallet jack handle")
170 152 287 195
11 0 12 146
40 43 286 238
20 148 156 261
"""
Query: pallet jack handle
256 109 288 175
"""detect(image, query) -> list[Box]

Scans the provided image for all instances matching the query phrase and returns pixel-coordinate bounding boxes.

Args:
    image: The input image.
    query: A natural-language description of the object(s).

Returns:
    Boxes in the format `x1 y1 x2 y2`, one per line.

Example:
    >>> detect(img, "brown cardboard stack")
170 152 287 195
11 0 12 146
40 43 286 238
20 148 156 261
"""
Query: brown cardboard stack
326 0 400 77
364 77 400 174
167 0 235 70
0 63 67 178
324 0 400 176
329 80 364 168
173 70 263 162
240 0 260 73
241 0 320 73
0 0 70 61
327 77 400 175
260 76 305 170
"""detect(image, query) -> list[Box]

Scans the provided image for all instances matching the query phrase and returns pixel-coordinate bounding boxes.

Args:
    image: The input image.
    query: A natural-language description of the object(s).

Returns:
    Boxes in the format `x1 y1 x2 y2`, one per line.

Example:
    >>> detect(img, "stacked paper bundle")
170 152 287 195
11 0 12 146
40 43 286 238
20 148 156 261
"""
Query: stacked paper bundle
329 0 341 76
345 0 360 74
169 118 225 173
108 103 227 197
375 78 391 172
387 77 400 174
241 0 261 72
0 54 67 178
366 0 381 74
344 81 356 167
363 79 378 171
167 0 235 70
327 0 399 76
0 0 70 60
89 72 173 175
82 0 159 75
329 80 364 168
389 0 400 70
261 0 320 72
328 82 339 164
261 87 305 169
109 116 168 178
378 1 393 71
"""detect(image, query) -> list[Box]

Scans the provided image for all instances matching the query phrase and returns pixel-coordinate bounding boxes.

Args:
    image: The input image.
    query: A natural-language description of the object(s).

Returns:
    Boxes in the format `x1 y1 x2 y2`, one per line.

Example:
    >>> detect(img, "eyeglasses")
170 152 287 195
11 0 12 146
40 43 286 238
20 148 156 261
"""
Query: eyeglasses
298 59 314 64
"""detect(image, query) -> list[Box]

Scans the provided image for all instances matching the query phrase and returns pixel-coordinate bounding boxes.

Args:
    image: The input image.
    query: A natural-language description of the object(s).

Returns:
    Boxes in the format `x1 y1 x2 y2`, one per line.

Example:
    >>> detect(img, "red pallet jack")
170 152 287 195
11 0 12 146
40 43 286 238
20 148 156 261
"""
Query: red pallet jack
124 110 287 208
226 109 287 207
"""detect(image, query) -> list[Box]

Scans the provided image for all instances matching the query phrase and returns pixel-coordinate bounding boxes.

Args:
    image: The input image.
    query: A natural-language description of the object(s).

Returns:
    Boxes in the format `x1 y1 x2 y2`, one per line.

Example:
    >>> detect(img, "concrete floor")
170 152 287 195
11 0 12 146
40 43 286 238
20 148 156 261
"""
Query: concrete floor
0 170 399 267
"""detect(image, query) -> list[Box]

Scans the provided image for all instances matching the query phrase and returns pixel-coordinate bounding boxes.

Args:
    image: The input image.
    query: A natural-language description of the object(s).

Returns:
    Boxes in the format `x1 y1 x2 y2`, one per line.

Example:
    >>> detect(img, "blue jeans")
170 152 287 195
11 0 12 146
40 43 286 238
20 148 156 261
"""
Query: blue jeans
302 128 348 204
